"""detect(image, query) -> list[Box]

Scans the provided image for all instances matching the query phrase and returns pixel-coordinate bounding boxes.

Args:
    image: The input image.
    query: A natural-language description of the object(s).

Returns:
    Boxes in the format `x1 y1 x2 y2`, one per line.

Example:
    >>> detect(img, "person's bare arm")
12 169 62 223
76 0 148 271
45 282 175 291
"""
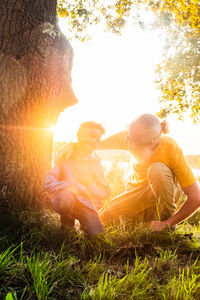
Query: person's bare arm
150 182 200 231
99 130 129 150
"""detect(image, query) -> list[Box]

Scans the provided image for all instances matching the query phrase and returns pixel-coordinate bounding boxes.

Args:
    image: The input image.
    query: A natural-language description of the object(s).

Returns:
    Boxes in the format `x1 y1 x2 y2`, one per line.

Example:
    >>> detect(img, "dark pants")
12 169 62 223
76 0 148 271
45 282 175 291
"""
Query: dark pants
53 190 104 236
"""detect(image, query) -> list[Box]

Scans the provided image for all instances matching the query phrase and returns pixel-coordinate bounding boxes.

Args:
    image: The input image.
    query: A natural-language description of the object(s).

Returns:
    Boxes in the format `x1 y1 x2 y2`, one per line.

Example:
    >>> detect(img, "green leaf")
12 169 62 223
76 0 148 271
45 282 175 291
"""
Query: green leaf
5 292 14 300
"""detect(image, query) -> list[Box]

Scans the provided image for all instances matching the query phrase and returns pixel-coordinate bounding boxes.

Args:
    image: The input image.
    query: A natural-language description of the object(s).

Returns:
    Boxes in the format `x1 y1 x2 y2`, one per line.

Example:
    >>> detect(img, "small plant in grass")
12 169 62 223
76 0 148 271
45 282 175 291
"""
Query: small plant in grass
83 254 105 284
158 261 200 300
0 246 18 275
156 248 177 266
123 256 152 299
26 253 53 300
81 254 152 299
5 292 17 300
26 252 86 300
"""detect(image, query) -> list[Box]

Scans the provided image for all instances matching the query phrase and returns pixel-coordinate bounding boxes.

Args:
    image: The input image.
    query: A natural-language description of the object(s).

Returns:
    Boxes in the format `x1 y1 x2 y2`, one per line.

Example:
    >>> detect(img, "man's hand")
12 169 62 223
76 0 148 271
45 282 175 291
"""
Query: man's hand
149 183 200 232
149 221 169 232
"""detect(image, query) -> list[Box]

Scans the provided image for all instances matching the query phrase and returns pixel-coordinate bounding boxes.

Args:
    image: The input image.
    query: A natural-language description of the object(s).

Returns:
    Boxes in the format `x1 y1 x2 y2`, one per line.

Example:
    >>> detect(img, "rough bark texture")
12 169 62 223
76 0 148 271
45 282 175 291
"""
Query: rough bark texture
0 0 77 210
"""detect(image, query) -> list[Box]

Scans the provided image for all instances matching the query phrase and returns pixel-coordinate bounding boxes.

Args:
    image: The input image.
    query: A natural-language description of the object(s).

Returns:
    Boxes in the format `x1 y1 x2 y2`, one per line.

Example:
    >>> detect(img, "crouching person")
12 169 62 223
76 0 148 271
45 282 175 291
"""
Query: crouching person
44 121 110 236
99 114 200 231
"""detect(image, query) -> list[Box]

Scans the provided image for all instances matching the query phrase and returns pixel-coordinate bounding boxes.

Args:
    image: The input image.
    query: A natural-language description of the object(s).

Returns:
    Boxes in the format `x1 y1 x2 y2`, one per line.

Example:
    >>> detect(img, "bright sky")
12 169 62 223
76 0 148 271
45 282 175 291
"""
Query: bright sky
54 18 200 155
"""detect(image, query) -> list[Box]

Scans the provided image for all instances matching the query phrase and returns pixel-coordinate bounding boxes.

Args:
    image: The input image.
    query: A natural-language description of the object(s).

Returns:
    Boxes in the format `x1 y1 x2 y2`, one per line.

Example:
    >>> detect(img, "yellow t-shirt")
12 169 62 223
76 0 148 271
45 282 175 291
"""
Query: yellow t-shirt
134 136 196 188
100 132 196 188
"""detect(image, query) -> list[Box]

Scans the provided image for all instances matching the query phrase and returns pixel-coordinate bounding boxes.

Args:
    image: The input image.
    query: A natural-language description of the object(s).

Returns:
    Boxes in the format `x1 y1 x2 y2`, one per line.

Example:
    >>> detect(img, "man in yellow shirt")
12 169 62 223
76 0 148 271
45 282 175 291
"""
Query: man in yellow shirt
99 114 200 231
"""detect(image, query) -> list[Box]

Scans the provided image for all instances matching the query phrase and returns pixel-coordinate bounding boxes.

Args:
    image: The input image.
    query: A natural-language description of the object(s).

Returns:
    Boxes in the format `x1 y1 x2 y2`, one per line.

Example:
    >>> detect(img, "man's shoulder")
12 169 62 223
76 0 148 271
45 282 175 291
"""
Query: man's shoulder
161 136 179 148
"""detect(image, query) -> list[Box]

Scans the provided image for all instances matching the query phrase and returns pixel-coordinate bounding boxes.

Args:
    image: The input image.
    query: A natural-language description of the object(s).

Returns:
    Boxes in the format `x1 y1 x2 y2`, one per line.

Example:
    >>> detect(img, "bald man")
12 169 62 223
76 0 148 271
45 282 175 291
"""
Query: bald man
99 114 200 231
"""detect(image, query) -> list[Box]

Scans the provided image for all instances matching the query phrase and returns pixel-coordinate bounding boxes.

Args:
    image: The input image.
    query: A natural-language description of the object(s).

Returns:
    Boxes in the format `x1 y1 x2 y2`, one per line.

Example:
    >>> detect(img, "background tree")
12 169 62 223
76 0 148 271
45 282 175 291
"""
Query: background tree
58 0 200 121
57 0 142 40
146 0 200 121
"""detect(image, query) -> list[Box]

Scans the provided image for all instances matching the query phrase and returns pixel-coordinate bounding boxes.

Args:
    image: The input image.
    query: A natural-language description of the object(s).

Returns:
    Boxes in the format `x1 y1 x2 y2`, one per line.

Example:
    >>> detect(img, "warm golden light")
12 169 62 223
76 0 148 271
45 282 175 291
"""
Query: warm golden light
55 19 200 155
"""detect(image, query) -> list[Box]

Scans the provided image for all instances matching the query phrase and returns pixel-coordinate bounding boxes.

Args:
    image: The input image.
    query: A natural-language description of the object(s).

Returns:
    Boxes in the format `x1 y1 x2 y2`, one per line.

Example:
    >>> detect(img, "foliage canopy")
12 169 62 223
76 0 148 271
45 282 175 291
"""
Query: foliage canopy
147 0 200 122
57 0 200 121
57 0 140 41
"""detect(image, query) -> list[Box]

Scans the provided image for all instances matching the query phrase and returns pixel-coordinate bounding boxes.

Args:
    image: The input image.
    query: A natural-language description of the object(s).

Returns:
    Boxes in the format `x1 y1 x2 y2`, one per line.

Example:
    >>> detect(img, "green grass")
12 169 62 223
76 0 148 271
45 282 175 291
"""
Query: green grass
1 163 200 299
1 209 200 299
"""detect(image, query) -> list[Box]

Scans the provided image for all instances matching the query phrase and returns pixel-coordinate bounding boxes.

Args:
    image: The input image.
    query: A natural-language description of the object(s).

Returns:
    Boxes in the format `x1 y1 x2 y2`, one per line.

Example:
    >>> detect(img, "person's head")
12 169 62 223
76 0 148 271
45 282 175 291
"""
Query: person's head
127 114 169 162
77 121 105 153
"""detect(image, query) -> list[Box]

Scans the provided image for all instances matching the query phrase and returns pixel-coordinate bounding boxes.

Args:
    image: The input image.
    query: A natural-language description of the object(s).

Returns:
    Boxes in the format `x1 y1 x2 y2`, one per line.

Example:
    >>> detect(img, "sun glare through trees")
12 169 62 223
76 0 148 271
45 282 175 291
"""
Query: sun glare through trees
54 17 200 155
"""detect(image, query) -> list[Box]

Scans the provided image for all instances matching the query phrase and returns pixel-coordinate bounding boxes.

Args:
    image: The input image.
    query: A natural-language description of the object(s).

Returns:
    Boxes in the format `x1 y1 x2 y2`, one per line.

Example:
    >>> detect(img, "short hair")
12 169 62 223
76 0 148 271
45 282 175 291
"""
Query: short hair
78 121 105 135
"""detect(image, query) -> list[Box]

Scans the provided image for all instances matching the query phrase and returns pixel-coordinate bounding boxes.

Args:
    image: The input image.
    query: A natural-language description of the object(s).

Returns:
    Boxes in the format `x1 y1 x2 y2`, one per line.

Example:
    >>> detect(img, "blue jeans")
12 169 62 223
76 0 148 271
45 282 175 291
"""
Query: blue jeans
53 190 104 236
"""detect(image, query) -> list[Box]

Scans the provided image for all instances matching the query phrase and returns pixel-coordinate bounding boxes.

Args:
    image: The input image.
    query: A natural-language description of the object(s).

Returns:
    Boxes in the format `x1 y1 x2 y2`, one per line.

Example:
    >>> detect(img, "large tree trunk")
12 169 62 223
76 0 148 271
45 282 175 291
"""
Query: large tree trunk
0 0 77 210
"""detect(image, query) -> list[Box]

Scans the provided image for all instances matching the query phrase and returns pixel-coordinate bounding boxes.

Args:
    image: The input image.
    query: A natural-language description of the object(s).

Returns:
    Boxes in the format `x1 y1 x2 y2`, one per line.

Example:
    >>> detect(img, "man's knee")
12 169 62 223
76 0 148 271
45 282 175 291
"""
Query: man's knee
56 190 75 212
147 162 171 184
85 211 104 236
76 203 104 236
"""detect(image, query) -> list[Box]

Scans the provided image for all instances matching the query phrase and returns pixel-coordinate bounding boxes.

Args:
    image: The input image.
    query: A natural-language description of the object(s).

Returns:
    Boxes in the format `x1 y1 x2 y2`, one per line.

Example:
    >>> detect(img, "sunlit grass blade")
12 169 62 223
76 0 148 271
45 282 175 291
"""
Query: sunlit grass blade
0 246 18 274
27 254 52 300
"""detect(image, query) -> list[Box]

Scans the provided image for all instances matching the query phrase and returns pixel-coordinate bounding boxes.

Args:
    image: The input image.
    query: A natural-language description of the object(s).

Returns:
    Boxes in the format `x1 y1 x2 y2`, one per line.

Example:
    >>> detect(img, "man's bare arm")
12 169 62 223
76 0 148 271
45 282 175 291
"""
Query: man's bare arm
99 130 129 150
151 182 200 231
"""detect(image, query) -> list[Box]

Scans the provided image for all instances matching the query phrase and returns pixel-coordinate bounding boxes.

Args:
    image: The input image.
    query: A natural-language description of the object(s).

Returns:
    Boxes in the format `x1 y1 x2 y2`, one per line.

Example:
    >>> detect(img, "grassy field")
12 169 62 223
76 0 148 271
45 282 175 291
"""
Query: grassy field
1 210 200 300
1 163 200 300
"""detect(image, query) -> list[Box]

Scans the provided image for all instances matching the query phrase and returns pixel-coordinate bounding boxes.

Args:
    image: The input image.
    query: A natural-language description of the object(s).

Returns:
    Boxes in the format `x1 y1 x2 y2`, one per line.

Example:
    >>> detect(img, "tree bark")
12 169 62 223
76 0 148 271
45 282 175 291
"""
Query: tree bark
0 0 78 209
